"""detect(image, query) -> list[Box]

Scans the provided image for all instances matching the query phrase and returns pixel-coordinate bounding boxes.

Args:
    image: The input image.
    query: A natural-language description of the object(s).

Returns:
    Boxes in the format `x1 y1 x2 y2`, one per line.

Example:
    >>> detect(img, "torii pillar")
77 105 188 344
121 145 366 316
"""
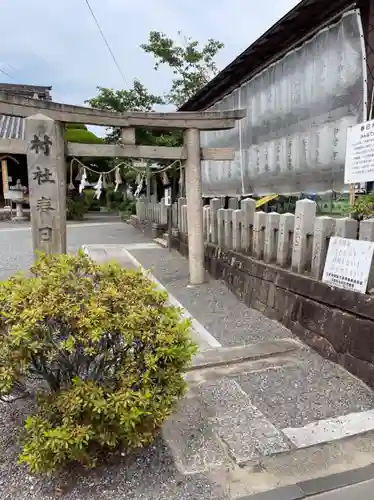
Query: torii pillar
185 128 205 285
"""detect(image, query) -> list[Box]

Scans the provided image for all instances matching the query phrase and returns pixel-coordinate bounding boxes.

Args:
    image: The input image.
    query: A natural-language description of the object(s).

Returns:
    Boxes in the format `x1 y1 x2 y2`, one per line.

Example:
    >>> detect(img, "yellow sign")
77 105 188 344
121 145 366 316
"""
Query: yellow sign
255 194 279 208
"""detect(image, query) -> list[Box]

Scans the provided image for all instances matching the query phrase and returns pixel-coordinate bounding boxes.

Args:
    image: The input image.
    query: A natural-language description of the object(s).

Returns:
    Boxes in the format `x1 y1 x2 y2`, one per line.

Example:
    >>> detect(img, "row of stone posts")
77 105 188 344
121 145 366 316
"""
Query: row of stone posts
137 196 374 281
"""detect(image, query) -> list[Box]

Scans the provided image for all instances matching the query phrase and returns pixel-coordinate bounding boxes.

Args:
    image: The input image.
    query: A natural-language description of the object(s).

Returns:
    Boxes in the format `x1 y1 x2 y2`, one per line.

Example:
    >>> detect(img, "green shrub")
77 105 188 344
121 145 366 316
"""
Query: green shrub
106 187 124 211
0 252 196 473
66 197 88 220
351 193 374 220
119 200 136 220
84 189 102 211
64 128 104 144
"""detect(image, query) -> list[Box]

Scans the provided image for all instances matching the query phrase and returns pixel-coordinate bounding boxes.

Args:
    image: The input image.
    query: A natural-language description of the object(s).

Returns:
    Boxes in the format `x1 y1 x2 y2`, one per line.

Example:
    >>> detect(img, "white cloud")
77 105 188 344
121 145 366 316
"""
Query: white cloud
0 0 300 106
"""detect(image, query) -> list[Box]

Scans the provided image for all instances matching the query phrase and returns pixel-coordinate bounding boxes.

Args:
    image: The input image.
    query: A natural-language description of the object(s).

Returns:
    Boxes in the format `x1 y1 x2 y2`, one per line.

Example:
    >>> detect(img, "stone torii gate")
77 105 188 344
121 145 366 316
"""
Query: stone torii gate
0 93 245 285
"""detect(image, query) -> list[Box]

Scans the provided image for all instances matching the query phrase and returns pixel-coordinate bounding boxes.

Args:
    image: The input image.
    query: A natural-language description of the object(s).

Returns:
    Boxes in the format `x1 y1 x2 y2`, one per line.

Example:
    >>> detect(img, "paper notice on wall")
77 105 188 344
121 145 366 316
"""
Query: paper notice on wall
322 237 374 294
344 119 374 184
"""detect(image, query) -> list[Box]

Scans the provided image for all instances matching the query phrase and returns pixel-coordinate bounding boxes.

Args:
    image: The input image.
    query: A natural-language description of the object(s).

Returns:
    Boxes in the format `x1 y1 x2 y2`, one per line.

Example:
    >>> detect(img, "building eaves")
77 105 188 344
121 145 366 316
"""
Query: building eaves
179 0 355 111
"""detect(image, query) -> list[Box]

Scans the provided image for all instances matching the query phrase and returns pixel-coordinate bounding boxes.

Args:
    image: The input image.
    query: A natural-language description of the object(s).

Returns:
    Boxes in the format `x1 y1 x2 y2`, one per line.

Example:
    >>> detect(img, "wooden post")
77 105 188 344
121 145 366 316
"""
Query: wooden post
1 158 9 198
185 128 204 285
26 114 67 255
349 183 355 208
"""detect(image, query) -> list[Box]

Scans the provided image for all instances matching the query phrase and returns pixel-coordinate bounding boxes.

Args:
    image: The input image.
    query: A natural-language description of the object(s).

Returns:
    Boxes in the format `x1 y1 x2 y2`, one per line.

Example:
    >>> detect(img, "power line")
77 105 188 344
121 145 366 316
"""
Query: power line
0 66 19 82
83 0 127 85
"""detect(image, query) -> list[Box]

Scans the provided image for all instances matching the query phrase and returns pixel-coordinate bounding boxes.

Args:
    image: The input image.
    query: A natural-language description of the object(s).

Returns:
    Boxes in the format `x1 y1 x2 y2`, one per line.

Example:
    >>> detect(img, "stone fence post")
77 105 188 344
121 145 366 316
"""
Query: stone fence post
277 213 294 267
291 199 316 274
311 216 335 280
241 198 256 252
264 212 280 263
210 198 221 244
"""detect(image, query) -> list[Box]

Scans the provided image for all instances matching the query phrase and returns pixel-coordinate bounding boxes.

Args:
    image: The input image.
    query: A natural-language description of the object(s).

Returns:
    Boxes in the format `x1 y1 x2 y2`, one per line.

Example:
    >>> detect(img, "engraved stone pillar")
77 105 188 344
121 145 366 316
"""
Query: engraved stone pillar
160 198 167 225
241 198 256 252
335 217 358 239
291 199 316 274
185 128 204 284
277 213 295 267
203 206 211 241
224 209 233 249
359 219 374 241
264 212 280 263
210 198 221 244
178 197 186 231
172 202 178 228
217 208 225 247
311 216 336 280
253 211 267 260
181 204 188 234
26 114 66 256
120 127 136 145
232 209 243 251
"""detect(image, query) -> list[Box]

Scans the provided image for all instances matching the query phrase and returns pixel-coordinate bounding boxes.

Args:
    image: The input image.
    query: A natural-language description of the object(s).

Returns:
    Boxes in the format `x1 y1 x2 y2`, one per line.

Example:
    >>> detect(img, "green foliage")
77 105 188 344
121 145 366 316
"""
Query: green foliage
141 30 224 106
350 193 374 220
86 81 165 145
64 128 104 145
66 196 88 220
87 80 164 112
86 30 223 145
119 200 136 220
84 189 102 211
0 252 196 473
65 123 88 130
106 187 124 211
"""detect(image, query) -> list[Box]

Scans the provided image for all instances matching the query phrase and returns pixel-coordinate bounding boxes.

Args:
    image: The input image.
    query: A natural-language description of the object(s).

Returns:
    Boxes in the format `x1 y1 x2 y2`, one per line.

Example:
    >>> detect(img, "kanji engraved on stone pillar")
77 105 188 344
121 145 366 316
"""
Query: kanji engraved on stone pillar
26 114 67 256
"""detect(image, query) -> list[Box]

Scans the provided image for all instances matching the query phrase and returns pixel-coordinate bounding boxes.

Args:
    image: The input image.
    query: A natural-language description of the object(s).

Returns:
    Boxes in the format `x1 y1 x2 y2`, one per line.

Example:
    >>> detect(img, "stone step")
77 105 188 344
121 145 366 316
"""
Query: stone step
162 376 295 475
190 338 302 371
163 346 374 484
199 378 292 464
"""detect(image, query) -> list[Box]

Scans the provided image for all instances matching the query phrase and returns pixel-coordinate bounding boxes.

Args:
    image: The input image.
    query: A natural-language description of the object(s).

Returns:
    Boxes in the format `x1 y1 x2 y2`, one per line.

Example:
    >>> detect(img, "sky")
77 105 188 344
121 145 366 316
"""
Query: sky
0 0 300 109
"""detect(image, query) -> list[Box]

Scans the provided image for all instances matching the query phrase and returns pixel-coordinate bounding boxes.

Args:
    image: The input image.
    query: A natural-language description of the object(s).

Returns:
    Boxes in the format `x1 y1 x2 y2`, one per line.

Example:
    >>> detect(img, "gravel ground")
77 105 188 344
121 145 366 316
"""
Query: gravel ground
0 396 227 500
130 246 293 347
237 350 374 428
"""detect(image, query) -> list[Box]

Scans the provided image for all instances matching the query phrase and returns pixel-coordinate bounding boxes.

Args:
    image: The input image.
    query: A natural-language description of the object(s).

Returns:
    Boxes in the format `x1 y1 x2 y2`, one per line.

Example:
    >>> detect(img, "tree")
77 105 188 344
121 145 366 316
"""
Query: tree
141 31 224 107
86 80 165 144
86 31 224 121
86 31 224 195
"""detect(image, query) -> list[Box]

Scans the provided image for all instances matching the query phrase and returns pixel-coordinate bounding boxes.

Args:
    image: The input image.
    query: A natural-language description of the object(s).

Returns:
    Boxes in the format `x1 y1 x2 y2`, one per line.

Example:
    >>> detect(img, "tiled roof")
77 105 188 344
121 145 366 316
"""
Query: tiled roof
0 114 25 140
0 83 52 141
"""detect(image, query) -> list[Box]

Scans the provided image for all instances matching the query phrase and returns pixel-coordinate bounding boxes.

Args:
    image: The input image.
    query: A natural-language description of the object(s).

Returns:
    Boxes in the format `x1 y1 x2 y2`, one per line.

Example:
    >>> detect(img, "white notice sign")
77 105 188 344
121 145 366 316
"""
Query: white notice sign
164 187 171 206
345 119 374 184
322 237 374 294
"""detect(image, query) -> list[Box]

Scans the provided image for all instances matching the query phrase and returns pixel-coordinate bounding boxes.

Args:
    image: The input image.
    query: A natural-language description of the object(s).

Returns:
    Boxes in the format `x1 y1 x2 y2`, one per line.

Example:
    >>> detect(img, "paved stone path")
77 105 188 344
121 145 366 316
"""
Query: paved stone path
1 219 374 499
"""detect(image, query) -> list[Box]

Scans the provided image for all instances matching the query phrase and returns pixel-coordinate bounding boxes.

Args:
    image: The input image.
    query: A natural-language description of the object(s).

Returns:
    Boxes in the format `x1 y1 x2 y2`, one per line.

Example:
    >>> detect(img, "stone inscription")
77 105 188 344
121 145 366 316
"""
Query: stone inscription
36 196 55 213
30 133 52 156
32 166 55 185
26 114 67 255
